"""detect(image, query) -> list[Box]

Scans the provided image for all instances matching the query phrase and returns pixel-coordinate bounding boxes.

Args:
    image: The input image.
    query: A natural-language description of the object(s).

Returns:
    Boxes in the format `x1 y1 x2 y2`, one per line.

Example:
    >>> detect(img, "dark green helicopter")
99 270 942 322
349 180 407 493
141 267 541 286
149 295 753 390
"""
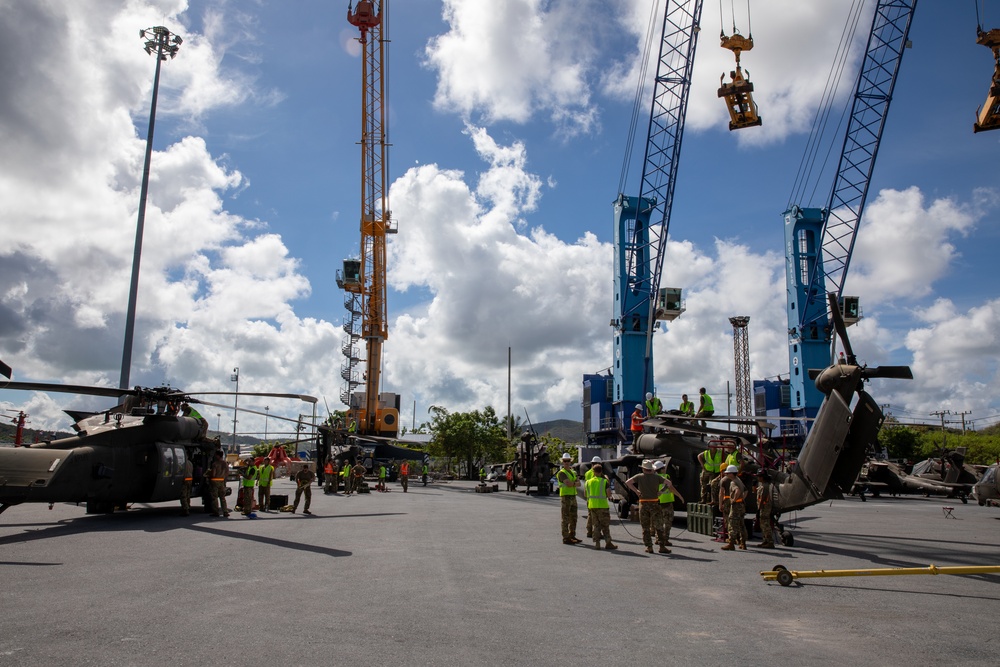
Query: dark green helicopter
0 382 316 515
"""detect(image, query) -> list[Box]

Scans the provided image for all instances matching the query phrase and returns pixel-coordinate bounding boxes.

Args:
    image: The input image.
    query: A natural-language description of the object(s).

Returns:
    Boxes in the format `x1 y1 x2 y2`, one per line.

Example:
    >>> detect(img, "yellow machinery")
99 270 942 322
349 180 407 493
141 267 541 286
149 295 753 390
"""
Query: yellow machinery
762 563 1000 587
974 26 1000 132
338 2 399 437
717 1 761 131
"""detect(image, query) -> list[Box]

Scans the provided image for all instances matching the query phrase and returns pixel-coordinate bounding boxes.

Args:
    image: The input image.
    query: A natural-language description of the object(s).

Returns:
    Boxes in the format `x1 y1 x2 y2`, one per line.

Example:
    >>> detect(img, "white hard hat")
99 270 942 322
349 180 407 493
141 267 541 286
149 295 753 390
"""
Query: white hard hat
561 453 572 461
645 392 653 400
635 404 643 410
725 465 739 474
652 460 665 470
591 456 601 463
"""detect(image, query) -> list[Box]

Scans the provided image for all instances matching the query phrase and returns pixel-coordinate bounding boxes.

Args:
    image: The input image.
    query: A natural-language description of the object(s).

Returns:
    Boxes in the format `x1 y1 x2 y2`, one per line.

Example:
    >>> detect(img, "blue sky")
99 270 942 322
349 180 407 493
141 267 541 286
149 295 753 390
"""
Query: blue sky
1 0 998 435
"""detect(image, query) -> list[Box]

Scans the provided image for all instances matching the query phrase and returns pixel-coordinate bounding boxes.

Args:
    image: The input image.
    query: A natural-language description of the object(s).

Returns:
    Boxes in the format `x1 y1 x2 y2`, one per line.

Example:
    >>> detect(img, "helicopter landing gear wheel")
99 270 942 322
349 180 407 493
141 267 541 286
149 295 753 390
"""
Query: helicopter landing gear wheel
780 530 794 547
961 494 968 505
617 500 631 520
772 565 794 587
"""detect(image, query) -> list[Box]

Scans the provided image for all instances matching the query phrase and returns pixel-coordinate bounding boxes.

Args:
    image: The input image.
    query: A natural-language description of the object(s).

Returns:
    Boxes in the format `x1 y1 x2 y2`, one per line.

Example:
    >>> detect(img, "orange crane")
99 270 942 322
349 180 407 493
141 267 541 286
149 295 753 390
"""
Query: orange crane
336 1 399 437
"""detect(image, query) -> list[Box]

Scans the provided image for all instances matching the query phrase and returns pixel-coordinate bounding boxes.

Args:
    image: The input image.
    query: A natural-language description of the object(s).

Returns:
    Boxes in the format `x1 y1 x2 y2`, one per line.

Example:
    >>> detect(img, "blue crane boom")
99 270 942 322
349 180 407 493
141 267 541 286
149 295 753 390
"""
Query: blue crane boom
784 0 917 416
610 0 704 437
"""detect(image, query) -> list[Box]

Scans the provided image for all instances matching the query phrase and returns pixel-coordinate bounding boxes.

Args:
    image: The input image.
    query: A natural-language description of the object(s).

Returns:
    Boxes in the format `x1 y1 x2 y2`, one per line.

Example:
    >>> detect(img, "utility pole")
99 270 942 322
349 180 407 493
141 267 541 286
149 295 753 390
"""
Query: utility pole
930 410 951 448
231 367 240 452
955 410 971 435
120 26 182 390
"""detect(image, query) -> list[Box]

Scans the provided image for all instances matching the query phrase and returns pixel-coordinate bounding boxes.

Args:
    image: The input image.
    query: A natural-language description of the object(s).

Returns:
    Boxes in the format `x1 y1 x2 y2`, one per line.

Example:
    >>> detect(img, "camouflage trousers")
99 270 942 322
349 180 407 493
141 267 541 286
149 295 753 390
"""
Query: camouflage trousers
728 502 747 546
758 503 774 544
258 485 272 511
589 507 612 544
638 502 663 547
209 480 229 516
657 502 675 544
700 469 714 503
719 499 731 539
560 495 578 539
180 480 192 515
293 484 312 512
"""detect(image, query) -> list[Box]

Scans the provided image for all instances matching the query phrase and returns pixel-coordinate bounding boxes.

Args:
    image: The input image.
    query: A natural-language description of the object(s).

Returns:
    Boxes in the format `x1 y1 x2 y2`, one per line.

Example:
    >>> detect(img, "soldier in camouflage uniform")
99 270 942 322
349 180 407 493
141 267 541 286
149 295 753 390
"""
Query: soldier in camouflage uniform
179 457 193 516
721 465 747 550
585 464 617 550
556 453 581 544
756 469 775 548
716 472 731 543
652 460 684 549
207 450 230 518
625 460 666 554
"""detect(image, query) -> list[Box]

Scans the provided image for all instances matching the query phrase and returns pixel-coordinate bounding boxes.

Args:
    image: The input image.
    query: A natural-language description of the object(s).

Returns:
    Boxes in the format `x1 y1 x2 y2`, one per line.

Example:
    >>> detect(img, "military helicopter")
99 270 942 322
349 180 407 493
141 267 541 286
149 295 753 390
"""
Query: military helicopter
855 450 978 502
593 293 912 543
973 463 999 506
0 381 317 515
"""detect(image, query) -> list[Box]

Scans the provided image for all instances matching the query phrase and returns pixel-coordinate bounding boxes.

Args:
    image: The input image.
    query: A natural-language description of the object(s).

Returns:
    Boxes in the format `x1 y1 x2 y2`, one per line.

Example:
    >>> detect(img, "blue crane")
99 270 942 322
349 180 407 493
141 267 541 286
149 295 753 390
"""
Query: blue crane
784 0 917 419
584 1 704 448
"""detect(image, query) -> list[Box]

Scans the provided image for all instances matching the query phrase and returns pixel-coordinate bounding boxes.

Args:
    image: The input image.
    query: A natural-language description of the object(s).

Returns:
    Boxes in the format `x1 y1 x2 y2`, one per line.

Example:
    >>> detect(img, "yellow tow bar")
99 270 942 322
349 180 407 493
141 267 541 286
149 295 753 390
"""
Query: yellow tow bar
761 563 1000 587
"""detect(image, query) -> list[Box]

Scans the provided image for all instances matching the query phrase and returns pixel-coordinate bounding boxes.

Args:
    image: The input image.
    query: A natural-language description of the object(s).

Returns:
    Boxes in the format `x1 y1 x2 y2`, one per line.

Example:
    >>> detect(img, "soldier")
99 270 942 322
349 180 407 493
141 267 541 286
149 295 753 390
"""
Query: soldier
179 455 193 516
342 460 352 495
625 459 667 554
324 457 339 494
678 394 695 418
630 404 645 440
292 465 315 514
756 469 775 548
717 471 732 544
696 387 715 428
645 392 662 417
207 450 231 518
240 457 258 517
697 443 723 503
556 453 581 544
352 460 365 493
584 456 601 538
652 460 684 549
585 464 617 550
378 463 387 492
721 465 747 550
400 461 409 492
181 402 210 441
258 456 275 512
422 462 428 486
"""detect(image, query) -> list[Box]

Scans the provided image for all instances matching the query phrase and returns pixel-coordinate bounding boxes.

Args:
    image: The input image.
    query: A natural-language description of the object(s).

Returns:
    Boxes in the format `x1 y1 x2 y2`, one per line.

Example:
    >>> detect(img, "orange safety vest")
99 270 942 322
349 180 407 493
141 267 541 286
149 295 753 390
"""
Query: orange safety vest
401 463 409 475
631 411 644 432
324 462 334 474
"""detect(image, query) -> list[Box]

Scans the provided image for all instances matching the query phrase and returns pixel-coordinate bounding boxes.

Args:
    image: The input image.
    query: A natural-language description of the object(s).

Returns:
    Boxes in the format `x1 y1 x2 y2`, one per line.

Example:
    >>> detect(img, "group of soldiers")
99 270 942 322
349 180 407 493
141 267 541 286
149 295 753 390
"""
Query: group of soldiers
631 388 716 437
554 454 685 553
698 441 776 549
321 457 428 495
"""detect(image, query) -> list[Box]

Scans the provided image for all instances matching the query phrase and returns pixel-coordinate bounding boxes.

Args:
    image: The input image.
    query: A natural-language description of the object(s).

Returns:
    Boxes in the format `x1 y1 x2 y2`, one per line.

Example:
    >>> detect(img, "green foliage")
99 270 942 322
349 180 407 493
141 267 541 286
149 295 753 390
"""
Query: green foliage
427 405 510 479
878 422 920 461
540 433 574 462
252 441 295 458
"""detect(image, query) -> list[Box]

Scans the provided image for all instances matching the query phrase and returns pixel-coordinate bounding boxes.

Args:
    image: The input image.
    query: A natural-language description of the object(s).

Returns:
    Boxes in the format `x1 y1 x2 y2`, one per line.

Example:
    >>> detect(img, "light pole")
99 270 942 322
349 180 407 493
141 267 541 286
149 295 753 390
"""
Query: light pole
264 405 269 441
216 413 221 434
231 367 240 452
119 26 183 391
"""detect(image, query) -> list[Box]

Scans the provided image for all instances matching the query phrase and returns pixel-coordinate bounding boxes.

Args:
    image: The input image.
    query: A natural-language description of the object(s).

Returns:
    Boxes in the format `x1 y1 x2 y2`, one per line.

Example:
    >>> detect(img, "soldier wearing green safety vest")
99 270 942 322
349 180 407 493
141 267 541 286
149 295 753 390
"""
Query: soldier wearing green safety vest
584 456 601 538
696 387 715 428
257 458 275 512
697 443 723 503
556 453 581 544
679 394 695 417
585 464 617 550
240 458 258 517
645 392 662 417
341 461 352 495
653 460 684 549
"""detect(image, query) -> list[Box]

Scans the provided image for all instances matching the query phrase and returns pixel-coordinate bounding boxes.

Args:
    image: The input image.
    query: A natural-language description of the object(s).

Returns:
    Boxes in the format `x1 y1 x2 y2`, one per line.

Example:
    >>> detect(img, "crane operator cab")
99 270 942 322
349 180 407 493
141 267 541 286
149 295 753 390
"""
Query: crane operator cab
718 31 762 131
974 26 1000 133
336 259 362 291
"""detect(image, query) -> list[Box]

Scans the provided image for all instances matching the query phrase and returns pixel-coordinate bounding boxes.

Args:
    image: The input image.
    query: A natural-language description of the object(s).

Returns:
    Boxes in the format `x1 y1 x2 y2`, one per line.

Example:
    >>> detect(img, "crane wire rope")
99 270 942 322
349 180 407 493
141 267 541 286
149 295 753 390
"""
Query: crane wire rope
786 0 870 209
618 0 662 196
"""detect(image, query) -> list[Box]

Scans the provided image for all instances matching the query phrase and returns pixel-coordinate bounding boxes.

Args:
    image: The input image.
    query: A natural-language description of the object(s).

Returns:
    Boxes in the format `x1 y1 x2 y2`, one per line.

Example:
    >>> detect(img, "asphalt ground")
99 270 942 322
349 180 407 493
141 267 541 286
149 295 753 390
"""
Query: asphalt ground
1 479 998 667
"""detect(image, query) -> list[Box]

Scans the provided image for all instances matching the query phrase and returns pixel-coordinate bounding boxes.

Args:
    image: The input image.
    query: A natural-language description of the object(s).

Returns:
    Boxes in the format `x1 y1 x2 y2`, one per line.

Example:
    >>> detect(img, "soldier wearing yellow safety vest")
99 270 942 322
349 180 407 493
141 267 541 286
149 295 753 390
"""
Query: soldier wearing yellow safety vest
697 443 723 503
585 464 617 550
625 459 668 554
678 394 695 418
257 457 275 512
240 458 258 517
341 461 352 495
696 387 715 428
584 456 601 538
652 460 684 549
556 453 582 544
645 392 662 417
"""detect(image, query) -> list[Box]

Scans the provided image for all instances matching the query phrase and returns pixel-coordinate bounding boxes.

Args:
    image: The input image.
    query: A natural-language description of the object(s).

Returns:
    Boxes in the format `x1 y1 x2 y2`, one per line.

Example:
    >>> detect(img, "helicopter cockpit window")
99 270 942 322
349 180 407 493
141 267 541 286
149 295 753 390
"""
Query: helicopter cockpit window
982 466 996 484
173 447 186 470
910 460 933 476
162 446 174 477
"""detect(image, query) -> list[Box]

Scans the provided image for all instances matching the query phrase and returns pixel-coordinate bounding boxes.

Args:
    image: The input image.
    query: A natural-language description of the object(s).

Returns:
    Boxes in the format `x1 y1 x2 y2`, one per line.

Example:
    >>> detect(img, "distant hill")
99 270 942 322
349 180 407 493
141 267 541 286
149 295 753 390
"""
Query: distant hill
529 419 585 445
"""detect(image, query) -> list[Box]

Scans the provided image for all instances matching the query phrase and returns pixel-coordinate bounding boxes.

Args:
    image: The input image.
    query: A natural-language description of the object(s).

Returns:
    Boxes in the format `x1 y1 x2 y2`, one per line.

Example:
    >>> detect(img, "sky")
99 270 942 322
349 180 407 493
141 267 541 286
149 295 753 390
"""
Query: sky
1 0 999 438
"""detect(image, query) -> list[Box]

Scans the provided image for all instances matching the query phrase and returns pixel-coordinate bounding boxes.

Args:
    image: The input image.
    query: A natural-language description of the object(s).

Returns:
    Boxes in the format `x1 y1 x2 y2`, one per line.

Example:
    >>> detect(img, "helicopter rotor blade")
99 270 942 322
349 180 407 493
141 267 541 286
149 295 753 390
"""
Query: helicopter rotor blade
191 398 315 426
827 292 855 363
185 391 318 404
0 381 134 399
862 366 913 380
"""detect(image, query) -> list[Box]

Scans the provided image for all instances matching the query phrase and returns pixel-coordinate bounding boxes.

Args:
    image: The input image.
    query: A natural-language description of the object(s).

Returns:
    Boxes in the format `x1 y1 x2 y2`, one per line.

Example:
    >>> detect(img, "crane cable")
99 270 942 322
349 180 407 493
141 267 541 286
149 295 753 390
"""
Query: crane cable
719 0 753 37
786 0 870 209
618 0 661 196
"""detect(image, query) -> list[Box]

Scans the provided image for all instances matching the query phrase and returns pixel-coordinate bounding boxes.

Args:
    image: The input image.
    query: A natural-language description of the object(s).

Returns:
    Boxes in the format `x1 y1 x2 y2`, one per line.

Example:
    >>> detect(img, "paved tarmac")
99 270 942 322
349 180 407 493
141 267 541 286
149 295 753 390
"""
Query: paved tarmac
1 479 998 667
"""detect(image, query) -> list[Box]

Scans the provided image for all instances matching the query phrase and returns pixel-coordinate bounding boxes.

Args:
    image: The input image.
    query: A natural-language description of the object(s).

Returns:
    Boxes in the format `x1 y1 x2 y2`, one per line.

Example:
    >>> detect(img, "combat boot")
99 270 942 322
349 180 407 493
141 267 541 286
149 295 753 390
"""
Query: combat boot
658 545 670 554
720 542 735 551
758 542 775 549
738 542 747 550
645 545 654 554
593 542 602 550
605 543 618 550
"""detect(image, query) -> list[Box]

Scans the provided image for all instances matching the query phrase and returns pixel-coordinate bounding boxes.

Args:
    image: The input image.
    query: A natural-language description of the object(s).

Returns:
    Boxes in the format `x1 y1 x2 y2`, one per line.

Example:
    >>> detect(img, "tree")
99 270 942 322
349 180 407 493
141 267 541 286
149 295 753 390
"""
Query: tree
877 422 920 461
427 405 510 479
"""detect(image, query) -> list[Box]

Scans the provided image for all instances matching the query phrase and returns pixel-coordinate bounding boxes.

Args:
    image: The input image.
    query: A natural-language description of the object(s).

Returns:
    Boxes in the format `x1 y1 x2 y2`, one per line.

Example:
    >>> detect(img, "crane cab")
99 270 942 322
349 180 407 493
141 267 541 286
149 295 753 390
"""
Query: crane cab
655 287 685 322
839 295 862 326
974 27 1000 133
336 259 362 291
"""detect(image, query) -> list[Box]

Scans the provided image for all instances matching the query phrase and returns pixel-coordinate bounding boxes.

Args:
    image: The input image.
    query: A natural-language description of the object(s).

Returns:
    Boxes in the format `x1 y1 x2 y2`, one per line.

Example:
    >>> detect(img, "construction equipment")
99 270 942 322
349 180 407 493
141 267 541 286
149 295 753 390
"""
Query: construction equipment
337 1 399 437
783 1 917 419
585 1 703 451
974 25 1000 132
717 2 762 130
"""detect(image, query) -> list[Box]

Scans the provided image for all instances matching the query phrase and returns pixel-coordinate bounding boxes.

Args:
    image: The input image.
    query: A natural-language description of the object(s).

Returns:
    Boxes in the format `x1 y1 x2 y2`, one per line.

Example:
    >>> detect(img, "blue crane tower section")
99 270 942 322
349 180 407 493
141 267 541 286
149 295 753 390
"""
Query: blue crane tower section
784 0 917 419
